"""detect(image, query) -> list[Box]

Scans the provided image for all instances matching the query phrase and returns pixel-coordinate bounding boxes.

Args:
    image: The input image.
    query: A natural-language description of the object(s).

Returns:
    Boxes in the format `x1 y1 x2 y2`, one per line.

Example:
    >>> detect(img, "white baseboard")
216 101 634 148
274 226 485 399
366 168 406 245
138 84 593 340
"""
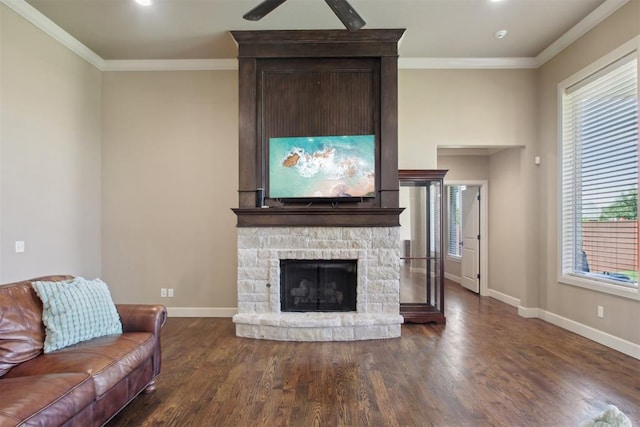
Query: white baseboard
487 289 521 308
486 289 639 360
489 289 640 359
444 272 461 284
517 306 541 318
486 288 543 318
167 307 237 317
538 309 640 360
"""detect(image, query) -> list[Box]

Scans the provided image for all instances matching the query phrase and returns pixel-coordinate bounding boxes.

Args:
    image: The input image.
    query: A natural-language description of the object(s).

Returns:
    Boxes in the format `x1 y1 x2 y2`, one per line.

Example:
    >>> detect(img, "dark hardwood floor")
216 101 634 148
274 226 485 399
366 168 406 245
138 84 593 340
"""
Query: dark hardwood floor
108 281 640 426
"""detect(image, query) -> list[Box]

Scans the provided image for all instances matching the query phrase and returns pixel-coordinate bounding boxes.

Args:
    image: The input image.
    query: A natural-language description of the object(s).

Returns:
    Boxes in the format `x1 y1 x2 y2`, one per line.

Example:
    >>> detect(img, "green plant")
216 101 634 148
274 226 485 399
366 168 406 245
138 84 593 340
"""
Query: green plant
599 190 637 221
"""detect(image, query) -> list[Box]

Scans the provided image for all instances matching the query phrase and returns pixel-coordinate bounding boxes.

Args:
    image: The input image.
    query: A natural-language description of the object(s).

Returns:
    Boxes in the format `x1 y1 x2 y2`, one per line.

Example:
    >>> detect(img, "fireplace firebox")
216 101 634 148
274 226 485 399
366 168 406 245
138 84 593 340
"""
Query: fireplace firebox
280 259 357 312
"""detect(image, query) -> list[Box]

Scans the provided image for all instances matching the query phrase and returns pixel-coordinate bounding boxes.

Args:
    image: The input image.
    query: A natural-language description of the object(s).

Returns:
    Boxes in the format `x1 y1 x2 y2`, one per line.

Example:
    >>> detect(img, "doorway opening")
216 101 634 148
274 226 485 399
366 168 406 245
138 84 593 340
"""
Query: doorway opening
444 181 488 295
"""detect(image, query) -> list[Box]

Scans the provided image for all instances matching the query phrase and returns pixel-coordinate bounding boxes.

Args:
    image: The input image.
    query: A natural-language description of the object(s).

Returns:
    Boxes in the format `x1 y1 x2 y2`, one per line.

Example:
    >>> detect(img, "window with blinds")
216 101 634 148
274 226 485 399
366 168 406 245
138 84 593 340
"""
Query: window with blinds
447 186 464 258
560 49 639 291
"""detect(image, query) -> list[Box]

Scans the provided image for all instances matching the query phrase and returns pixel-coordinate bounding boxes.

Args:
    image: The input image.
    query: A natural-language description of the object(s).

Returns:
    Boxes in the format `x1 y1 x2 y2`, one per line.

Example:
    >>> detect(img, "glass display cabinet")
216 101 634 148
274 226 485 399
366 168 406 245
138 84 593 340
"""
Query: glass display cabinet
398 170 447 323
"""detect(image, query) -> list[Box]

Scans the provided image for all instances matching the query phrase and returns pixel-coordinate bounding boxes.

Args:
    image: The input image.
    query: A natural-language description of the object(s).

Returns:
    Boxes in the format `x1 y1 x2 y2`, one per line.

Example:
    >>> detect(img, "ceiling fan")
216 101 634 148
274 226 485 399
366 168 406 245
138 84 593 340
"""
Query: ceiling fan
243 0 366 32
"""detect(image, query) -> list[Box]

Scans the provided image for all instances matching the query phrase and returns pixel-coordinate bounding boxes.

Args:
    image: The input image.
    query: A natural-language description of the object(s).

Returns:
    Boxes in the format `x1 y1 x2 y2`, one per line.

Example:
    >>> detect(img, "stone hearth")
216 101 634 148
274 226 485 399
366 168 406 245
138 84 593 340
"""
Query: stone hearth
233 227 403 341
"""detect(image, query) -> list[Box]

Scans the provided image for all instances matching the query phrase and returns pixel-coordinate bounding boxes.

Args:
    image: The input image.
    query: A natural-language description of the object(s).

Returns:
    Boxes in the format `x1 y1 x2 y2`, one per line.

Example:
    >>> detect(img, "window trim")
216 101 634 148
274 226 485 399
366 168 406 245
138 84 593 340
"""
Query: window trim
557 36 640 301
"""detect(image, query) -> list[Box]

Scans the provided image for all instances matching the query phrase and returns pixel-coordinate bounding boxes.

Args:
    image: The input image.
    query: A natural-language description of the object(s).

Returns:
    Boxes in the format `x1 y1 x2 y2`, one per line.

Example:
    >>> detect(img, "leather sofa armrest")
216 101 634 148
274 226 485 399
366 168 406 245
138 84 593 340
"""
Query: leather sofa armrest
116 304 167 380
116 304 167 335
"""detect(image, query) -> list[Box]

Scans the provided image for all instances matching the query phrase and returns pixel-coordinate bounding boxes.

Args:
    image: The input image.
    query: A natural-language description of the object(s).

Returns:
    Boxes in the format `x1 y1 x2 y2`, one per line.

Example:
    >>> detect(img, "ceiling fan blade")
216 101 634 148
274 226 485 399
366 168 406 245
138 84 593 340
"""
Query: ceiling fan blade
324 0 366 31
243 0 288 21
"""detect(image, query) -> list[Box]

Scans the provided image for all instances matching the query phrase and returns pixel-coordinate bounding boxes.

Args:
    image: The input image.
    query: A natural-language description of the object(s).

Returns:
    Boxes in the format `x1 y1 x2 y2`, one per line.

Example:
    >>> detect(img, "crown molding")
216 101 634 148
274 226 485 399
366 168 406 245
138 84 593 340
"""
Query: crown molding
107 57 537 71
102 59 238 72
1 0 631 72
0 0 104 70
399 57 538 69
535 0 630 66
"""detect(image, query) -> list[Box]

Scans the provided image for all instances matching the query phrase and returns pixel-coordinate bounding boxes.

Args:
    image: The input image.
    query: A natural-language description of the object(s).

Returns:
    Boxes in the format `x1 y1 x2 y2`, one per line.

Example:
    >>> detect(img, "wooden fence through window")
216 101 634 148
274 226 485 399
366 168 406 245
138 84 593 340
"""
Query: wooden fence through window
582 220 638 275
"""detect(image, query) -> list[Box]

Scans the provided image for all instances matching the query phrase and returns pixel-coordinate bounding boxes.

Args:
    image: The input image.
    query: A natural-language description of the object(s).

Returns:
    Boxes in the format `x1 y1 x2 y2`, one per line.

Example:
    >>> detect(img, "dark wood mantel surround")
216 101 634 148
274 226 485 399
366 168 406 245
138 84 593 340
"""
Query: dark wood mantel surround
231 29 405 227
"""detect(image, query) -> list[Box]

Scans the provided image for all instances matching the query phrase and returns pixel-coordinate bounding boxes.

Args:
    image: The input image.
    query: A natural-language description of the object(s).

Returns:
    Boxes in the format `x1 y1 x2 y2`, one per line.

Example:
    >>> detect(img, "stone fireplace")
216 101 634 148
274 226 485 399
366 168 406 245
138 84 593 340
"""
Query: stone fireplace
233 226 402 341
231 30 405 341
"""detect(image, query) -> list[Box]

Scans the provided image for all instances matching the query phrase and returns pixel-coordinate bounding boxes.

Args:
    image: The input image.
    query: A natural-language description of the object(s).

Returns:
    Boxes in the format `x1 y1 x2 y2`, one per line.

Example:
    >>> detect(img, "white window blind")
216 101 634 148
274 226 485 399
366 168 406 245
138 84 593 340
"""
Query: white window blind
561 51 639 288
447 186 463 258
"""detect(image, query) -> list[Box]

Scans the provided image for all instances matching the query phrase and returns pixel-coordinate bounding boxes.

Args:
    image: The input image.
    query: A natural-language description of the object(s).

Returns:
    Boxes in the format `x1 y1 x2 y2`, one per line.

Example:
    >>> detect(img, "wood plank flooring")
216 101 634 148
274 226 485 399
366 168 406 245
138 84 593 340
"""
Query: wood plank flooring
108 281 640 426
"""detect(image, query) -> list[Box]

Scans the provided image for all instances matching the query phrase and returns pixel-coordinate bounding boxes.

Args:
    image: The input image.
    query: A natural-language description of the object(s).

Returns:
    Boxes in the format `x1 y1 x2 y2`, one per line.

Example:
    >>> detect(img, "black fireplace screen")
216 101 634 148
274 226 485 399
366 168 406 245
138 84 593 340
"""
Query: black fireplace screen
280 259 357 312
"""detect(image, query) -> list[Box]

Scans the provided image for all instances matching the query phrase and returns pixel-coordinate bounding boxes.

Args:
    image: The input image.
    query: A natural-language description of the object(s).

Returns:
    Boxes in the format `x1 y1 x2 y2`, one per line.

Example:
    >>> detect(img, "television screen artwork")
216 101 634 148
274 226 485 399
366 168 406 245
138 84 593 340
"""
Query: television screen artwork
269 135 375 199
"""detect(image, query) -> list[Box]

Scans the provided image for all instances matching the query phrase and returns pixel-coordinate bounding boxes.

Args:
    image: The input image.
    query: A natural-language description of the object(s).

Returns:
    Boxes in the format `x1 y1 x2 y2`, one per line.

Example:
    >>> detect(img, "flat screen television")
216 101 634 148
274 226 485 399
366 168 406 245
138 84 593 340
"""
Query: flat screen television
268 135 376 201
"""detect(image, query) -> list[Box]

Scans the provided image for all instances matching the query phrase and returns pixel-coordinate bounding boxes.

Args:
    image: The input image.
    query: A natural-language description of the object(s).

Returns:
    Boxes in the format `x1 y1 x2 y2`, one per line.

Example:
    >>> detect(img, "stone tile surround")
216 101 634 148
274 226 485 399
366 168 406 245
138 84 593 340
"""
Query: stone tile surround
233 227 403 341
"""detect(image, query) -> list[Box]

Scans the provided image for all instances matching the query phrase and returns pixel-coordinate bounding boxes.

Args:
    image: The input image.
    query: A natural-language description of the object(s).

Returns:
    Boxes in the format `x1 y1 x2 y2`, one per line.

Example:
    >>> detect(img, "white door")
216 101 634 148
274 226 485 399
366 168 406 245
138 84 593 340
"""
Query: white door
461 186 480 293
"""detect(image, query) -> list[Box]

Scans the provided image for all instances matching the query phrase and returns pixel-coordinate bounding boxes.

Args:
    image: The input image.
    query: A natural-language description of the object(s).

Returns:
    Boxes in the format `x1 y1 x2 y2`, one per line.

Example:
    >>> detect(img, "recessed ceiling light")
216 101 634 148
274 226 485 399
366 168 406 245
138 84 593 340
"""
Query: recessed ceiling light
495 30 508 39
135 0 152 6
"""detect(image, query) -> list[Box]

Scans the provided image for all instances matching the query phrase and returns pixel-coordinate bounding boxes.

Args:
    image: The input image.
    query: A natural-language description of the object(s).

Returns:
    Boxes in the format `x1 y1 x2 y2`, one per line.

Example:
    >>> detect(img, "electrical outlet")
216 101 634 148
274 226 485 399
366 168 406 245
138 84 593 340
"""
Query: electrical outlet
168 288 174 298
161 288 167 298
15 241 25 253
597 305 604 318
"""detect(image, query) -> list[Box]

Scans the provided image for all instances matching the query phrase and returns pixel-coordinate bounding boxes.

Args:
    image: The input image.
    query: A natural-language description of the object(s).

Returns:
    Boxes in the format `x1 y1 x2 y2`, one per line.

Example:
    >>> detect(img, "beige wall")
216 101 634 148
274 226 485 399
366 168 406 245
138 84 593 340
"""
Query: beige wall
537 0 640 343
437 155 490 182
101 71 238 308
399 69 537 169
0 5 102 282
488 148 527 298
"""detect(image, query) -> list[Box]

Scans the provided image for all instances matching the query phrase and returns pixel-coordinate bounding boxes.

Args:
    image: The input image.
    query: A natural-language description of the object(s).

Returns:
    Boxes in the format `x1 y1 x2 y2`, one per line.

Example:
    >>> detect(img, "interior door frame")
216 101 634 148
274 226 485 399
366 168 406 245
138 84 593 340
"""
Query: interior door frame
444 180 489 296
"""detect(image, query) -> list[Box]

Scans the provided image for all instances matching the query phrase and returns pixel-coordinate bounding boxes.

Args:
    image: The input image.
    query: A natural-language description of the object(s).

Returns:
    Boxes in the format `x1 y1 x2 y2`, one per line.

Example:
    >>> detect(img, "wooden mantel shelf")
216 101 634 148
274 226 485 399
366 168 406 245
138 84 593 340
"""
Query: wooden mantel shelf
232 208 404 228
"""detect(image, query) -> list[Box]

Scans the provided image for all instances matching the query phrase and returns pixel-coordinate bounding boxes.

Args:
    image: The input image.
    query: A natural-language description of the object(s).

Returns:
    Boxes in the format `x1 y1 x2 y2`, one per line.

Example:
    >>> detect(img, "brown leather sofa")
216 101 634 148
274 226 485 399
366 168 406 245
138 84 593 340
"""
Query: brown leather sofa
0 275 167 426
